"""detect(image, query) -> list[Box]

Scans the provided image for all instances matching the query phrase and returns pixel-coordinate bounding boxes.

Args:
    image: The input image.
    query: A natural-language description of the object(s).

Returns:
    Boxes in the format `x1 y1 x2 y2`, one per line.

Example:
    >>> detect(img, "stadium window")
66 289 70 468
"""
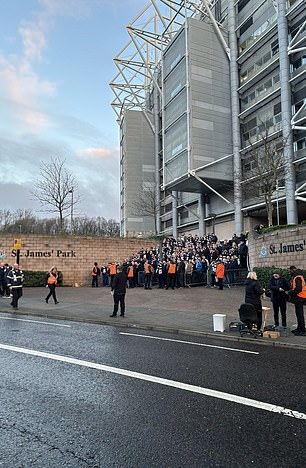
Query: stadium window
240 17 253 36
238 0 251 13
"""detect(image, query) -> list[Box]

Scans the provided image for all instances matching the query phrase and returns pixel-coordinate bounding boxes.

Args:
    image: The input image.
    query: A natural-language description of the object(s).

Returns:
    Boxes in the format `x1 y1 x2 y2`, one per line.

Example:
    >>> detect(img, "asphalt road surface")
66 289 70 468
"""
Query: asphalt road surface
0 313 305 467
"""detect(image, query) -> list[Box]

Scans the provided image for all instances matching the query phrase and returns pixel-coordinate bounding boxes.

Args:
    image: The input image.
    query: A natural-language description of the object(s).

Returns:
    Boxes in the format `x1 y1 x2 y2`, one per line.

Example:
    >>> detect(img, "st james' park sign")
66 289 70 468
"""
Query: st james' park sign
12 248 77 258
260 239 306 258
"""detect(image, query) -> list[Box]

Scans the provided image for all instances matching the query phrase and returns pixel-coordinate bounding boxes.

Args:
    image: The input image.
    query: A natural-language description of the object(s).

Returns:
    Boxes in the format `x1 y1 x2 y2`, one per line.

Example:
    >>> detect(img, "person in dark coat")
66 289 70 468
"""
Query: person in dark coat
6 263 24 310
176 258 186 288
110 265 127 317
244 271 265 330
268 270 289 328
287 266 306 336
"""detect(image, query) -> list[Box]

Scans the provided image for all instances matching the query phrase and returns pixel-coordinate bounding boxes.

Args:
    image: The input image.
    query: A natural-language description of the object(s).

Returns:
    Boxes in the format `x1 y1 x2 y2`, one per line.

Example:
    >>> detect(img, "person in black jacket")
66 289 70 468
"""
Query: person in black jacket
244 271 265 330
110 265 127 317
6 263 24 310
268 271 289 328
287 266 306 336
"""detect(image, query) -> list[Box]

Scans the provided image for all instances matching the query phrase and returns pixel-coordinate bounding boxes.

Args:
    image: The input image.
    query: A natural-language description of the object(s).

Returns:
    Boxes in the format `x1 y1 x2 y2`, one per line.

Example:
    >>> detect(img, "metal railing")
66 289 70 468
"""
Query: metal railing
135 268 248 288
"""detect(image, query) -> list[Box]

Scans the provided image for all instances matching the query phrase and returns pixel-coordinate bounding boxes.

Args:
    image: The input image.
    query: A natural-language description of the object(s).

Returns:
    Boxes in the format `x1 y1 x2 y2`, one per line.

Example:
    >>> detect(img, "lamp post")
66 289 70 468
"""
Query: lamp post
209 213 216 234
69 187 74 234
276 179 279 226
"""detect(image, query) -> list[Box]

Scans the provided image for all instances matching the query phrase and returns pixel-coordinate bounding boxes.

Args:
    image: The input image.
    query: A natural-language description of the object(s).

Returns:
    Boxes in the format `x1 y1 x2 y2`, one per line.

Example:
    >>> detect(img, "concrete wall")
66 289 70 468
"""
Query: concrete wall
248 225 306 269
0 236 154 286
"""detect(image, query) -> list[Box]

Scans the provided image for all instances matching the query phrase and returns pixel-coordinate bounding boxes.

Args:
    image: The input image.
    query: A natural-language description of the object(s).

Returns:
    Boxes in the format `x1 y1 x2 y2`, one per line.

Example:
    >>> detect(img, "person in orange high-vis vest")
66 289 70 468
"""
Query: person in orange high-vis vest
45 266 59 304
144 260 153 290
166 260 176 290
109 262 117 289
215 259 225 290
127 263 134 288
288 266 306 335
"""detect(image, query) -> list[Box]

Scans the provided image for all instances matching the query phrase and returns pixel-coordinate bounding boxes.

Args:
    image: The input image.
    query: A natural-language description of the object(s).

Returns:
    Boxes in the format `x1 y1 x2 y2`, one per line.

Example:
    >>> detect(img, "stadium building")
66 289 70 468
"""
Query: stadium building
110 0 306 238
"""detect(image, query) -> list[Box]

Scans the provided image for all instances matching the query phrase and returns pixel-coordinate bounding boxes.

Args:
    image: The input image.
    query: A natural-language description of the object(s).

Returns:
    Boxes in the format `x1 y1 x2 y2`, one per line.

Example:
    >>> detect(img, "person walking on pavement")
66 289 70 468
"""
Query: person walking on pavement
268 270 289 328
287 266 306 336
45 266 59 304
110 264 127 317
7 263 24 310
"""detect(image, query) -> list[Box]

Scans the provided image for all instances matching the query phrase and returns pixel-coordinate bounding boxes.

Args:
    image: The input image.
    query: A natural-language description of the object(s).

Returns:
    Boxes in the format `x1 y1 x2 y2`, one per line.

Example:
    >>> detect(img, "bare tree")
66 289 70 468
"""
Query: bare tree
0 210 14 230
0 211 120 237
131 185 159 235
104 219 120 237
32 157 80 231
242 125 286 226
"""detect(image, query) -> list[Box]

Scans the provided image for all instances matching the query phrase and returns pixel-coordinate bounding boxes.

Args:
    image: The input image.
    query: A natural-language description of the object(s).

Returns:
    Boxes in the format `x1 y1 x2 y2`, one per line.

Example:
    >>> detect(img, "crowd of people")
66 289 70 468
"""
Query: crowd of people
91 232 305 336
93 232 249 290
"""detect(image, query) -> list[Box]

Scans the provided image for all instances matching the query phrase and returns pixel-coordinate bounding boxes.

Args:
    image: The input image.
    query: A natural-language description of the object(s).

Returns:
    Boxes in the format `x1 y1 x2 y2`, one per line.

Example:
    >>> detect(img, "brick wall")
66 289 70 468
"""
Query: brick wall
248 226 306 269
0 235 155 286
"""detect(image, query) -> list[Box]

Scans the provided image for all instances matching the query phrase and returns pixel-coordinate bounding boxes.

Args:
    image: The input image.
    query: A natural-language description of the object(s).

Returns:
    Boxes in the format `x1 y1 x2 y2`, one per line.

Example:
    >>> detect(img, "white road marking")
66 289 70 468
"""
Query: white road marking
120 332 259 355
0 317 71 328
0 343 305 420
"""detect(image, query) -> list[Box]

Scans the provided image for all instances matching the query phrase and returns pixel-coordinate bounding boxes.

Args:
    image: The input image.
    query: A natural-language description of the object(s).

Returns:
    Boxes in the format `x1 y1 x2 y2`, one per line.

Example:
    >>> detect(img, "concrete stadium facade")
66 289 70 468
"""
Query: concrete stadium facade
110 0 306 240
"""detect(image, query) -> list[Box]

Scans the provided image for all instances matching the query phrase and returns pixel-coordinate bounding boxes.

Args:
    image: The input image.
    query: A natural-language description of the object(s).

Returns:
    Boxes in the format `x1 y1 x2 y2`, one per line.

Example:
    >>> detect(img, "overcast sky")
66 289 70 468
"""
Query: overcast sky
0 0 146 221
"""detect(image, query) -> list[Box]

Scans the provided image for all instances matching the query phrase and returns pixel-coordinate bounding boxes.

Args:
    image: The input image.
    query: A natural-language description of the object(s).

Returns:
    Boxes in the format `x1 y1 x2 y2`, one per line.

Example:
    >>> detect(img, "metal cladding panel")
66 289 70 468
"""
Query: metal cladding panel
188 17 232 171
164 151 188 185
122 110 155 234
163 29 185 77
164 59 186 104
164 116 188 162
164 88 187 128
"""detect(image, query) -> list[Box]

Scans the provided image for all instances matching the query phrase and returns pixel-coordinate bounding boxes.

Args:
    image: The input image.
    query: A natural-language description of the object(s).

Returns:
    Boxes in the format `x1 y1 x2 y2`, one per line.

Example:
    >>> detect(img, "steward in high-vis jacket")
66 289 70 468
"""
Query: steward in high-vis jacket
109 262 117 288
46 266 59 304
288 266 306 335
127 263 134 288
6 263 24 310
215 260 225 290
166 260 176 290
144 260 154 290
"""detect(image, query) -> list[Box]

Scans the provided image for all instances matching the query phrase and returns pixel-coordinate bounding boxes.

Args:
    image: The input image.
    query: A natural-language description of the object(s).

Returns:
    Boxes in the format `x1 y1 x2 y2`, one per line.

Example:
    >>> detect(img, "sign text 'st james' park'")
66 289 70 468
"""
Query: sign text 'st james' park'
269 240 306 255
12 249 77 258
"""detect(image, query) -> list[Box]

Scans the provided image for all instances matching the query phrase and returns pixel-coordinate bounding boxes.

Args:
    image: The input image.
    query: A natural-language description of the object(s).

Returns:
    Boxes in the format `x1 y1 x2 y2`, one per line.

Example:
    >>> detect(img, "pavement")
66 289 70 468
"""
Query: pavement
1 284 306 350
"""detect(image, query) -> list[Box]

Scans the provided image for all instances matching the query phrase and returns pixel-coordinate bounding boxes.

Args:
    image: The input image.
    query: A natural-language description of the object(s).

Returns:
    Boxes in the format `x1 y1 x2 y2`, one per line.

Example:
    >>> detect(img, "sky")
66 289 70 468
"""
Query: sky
0 0 147 221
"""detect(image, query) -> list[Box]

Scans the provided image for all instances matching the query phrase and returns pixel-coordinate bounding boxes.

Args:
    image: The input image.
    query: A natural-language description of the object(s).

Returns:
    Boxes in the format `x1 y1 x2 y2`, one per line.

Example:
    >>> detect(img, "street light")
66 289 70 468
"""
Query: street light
69 187 74 234
209 213 216 234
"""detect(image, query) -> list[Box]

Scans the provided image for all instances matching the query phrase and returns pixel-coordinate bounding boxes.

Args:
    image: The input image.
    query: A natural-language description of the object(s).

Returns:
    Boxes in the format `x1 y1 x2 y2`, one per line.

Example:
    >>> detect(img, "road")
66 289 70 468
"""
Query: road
0 313 305 467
